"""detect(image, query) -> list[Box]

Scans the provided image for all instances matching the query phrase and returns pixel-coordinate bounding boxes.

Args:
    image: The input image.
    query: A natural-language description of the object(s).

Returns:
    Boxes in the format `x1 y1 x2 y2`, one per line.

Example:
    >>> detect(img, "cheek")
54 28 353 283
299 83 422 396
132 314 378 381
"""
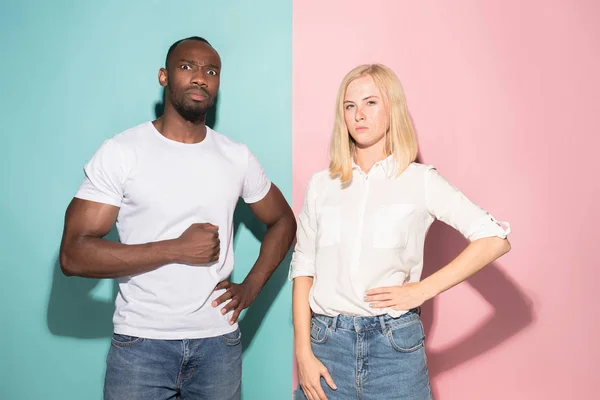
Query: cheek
344 111 354 128
372 108 388 129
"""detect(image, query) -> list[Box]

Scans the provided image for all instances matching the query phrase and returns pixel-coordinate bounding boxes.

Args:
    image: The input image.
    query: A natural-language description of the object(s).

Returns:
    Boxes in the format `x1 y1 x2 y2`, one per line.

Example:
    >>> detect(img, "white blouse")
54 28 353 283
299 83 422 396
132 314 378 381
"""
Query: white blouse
290 158 511 318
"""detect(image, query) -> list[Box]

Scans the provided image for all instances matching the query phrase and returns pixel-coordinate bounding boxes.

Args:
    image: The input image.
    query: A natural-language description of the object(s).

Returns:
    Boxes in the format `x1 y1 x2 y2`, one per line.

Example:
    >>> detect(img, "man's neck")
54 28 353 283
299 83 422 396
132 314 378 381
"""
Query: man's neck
154 107 207 144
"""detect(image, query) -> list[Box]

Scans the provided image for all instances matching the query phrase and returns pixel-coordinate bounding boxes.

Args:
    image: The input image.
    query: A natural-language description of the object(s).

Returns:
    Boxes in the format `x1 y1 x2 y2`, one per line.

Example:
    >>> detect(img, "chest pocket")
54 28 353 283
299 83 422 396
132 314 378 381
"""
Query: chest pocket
316 206 341 247
372 204 416 249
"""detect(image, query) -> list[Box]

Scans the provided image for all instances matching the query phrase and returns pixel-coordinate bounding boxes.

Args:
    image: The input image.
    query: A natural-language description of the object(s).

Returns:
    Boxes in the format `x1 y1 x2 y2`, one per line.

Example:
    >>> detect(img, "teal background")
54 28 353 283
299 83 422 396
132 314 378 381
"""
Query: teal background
0 1 293 398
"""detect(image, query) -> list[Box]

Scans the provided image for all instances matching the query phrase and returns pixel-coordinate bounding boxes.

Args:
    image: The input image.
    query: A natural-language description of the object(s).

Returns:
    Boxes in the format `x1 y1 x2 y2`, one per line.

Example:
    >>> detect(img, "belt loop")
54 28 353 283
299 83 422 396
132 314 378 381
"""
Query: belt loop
330 314 339 332
378 315 387 332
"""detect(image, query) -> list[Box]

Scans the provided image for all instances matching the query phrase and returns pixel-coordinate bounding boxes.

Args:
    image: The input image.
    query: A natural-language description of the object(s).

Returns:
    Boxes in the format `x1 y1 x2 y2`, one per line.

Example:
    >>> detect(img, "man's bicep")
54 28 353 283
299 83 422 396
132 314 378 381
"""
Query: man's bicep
247 184 291 227
63 198 120 240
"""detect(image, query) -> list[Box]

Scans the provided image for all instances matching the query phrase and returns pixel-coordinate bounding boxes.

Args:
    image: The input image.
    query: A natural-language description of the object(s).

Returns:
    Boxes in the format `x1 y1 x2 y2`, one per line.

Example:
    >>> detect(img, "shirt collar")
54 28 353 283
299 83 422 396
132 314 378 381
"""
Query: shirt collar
352 155 397 179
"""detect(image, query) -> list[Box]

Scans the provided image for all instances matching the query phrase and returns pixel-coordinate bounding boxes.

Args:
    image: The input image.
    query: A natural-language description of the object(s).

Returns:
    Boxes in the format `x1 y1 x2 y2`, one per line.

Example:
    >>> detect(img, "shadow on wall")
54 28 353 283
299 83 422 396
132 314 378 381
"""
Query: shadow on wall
46 93 289 354
420 217 535 399
46 199 289 355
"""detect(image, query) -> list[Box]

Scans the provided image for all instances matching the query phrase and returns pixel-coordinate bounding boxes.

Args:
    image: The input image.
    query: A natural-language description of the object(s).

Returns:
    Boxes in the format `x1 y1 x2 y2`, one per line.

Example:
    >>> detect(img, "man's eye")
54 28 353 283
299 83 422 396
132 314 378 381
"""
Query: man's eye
207 70 218 76
180 65 192 70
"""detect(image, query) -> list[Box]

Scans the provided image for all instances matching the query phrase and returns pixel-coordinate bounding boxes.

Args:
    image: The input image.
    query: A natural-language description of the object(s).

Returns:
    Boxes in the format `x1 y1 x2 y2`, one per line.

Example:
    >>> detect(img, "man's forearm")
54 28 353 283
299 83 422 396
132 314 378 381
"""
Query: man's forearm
243 214 297 292
60 236 178 279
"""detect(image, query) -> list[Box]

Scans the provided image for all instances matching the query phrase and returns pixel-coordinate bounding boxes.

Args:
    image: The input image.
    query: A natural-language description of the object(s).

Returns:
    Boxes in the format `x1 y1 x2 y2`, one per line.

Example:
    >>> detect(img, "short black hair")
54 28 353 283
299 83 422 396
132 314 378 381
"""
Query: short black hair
165 36 212 68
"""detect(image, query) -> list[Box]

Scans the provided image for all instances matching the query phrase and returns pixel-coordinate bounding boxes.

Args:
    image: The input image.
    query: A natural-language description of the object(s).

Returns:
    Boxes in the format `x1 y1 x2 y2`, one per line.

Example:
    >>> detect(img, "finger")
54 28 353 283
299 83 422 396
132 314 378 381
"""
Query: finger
229 307 242 325
215 280 231 290
211 290 233 307
313 383 328 400
365 287 393 295
302 387 314 400
306 386 319 400
222 298 240 315
369 300 396 309
364 293 393 302
212 246 220 261
322 370 337 390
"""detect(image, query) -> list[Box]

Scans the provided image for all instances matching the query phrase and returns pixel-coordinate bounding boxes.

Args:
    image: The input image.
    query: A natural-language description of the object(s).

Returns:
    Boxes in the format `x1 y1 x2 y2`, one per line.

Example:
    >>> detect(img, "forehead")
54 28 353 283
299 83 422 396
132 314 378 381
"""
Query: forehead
170 40 221 67
345 75 381 98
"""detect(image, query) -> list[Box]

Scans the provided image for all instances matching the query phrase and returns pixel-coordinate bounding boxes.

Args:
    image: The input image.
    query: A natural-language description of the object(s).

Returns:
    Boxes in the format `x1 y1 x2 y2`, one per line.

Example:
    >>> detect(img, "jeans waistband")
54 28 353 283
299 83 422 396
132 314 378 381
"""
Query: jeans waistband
312 308 421 333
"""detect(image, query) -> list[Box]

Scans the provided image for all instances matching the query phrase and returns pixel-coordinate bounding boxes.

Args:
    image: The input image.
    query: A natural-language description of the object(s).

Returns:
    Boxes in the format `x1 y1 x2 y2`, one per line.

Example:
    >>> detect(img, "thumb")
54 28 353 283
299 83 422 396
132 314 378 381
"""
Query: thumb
322 369 337 390
198 223 219 230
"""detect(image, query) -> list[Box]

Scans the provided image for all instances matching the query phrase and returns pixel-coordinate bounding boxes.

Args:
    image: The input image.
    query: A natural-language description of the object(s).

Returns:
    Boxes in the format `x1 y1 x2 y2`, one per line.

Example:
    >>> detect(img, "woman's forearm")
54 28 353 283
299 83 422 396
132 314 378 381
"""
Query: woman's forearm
293 276 314 358
420 236 511 300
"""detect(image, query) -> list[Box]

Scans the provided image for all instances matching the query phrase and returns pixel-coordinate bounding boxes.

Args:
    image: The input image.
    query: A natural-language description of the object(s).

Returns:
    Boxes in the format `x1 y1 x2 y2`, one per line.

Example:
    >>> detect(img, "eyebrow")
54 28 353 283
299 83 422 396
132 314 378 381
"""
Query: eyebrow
343 95 380 104
179 59 220 69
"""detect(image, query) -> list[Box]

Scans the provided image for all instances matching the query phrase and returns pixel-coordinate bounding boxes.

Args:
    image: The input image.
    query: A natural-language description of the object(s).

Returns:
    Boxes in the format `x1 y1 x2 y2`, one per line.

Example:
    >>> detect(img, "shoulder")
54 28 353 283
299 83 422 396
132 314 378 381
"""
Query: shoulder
308 168 336 187
208 128 249 153
405 162 437 175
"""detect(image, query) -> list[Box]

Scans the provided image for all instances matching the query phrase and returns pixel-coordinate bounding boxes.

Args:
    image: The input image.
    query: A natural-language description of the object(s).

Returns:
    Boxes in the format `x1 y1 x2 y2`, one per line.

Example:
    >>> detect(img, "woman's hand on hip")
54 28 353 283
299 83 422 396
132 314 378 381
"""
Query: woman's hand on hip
365 282 431 311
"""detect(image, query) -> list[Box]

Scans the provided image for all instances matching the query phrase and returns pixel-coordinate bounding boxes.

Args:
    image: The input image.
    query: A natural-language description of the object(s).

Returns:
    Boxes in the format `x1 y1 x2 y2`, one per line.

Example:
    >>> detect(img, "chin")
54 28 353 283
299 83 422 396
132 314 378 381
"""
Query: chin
351 134 383 149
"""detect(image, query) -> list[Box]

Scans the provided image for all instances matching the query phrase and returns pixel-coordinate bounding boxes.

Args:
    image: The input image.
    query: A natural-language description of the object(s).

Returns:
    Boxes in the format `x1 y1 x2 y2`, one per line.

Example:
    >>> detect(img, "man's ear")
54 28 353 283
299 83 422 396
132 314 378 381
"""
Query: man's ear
158 68 168 88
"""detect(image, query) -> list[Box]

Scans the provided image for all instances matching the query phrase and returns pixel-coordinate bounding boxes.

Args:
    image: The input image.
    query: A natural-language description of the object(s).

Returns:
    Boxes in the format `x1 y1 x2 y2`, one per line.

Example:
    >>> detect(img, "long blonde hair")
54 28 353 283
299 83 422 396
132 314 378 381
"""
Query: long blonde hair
329 64 418 185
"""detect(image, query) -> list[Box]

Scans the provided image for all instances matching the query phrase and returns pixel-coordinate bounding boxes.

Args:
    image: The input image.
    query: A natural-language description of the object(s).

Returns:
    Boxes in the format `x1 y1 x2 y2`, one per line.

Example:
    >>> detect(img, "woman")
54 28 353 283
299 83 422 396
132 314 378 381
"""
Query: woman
290 64 511 400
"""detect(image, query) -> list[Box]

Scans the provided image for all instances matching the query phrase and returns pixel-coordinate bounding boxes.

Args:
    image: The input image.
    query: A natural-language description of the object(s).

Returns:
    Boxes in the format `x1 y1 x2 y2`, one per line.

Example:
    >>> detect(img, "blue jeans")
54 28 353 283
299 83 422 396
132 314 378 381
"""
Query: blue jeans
104 329 242 400
294 310 432 400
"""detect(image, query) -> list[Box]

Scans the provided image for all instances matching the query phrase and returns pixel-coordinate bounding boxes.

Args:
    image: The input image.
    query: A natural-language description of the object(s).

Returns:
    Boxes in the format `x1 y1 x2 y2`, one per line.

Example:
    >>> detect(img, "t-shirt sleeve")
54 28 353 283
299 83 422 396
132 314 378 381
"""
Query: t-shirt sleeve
241 148 272 204
74 138 125 207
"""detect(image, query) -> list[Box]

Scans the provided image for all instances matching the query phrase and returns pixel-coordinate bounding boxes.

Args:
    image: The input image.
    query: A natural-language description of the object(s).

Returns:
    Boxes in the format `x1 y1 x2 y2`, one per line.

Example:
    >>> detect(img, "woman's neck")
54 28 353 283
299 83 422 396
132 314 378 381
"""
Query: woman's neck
354 141 387 174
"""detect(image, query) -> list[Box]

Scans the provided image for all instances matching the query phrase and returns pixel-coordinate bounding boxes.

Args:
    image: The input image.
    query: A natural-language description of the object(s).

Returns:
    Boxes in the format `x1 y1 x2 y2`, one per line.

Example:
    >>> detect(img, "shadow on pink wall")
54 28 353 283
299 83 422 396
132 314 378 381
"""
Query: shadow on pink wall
421 219 535 398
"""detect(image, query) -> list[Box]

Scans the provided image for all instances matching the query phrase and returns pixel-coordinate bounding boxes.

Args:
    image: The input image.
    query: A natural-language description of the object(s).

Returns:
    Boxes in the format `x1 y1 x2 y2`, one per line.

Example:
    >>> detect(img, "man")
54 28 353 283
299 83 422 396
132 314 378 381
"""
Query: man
59 36 296 400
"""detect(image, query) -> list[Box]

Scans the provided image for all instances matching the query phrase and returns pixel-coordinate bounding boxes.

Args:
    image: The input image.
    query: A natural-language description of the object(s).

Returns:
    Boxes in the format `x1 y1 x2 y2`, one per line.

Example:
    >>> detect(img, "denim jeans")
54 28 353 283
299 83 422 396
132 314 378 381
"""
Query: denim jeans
104 328 242 400
294 310 432 400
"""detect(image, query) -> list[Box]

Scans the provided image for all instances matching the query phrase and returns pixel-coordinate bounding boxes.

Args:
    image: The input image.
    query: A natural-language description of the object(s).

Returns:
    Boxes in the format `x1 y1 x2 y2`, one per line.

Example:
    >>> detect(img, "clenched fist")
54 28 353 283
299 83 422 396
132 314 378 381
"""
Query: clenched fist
174 223 220 265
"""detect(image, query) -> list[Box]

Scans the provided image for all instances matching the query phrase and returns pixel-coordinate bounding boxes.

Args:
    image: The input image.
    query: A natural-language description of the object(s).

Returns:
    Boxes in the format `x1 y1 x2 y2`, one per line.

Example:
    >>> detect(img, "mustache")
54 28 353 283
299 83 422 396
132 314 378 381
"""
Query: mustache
186 86 209 96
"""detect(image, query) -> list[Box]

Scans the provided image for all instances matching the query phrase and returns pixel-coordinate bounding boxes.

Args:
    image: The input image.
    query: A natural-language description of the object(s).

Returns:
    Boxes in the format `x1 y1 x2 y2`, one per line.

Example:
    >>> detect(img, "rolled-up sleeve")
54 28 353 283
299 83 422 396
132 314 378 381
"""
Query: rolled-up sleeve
289 176 318 280
425 166 511 241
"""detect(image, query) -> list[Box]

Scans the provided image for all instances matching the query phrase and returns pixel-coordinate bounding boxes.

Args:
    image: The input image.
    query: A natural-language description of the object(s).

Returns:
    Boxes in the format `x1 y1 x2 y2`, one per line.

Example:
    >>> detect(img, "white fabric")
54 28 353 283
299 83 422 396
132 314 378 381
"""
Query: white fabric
75 121 271 339
290 158 510 318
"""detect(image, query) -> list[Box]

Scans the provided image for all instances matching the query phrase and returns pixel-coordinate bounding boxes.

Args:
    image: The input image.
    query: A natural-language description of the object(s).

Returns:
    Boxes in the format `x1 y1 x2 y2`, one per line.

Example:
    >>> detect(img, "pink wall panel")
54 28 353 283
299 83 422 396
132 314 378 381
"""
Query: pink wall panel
292 1 600 398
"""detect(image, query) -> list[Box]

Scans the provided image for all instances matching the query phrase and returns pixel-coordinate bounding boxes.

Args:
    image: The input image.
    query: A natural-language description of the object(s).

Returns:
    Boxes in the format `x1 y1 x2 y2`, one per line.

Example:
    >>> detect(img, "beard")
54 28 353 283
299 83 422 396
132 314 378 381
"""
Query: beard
169 88 214 122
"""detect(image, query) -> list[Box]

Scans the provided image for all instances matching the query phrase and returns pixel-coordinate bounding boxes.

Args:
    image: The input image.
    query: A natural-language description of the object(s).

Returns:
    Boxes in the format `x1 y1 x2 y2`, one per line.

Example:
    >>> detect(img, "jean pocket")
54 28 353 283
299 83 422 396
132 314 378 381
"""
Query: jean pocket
219 328 242 346
309 317 329 344
385 319 425 353
111 334 144 348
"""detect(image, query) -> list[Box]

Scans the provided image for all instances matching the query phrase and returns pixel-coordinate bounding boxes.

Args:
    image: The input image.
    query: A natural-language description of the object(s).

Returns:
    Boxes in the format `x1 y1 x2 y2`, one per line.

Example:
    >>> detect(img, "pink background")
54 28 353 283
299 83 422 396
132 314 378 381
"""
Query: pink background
292 0 600 398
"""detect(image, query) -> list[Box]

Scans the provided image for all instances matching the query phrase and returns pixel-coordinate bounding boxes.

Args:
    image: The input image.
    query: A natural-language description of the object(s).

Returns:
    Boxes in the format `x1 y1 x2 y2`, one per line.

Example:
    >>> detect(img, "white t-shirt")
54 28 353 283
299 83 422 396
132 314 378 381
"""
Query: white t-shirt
75 121 271 339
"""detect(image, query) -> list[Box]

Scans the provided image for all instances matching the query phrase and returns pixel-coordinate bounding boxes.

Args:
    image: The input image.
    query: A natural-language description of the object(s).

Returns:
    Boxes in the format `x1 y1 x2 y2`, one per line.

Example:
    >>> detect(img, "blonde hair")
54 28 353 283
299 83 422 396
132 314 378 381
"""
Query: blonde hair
329 64 418 185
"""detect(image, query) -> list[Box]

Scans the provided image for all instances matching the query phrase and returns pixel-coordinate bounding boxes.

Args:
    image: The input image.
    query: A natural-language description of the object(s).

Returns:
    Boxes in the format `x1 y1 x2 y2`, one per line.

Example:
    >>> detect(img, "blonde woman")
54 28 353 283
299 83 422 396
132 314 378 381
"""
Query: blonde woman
291 64 511 400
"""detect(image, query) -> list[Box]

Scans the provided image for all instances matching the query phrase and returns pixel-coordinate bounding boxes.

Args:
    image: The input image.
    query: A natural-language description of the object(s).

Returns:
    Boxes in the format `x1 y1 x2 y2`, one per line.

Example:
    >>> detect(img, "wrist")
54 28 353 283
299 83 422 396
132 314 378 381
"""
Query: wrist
242 273 266 296
417 279 439 301
155 239 180 264
295 345 313 360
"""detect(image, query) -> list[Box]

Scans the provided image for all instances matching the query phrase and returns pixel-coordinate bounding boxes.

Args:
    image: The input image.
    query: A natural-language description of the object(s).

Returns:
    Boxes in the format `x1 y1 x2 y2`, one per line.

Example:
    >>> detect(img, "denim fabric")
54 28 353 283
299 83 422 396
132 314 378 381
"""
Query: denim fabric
294 310 432 400
104 329 242 400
